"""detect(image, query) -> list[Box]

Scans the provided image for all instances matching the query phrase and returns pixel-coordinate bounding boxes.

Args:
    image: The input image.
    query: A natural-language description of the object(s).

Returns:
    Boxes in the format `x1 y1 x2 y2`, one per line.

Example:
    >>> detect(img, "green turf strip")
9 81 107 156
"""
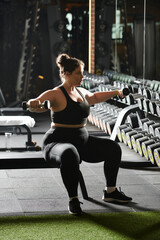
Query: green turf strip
0 211 159 240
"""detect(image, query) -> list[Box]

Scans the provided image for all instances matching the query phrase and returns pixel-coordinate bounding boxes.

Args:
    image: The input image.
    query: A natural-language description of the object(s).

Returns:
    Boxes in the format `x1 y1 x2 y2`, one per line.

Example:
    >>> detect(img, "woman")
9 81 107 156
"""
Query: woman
28 54 132 215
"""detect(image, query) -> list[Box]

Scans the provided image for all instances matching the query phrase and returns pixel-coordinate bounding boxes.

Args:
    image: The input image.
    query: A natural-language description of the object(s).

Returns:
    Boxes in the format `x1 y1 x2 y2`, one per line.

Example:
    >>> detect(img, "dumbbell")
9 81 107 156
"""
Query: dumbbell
154 148 160 168
136 132 157 157
141 137 159 160
127 84 154 106
143 88 152 99
141 90 160 113
106 119 117 135
91 103 113 127
131 131 148 153
96 111 111 128
96 112 114 129
126 129 139 149
138 86 145 95
123 126 147 149
91 107 114 129
22 100 50 110
126 84 134 94
156 102 160 117
148 123 160 136
155 127 160 138
143 99 151 113
137 98 144 110
149 100 160 115
117 113 139 145
98 84 112 92
98 106 118 128
143 98 159 113
152 81 160 92
116 87 130 103
127 113 139 129
119 87 130 98
125 117 153 151
147 90 160 112
102 116 118 134
122 126 143 146
89 106 105 124
147 142 160 164
137 91 152 111
106 108 123 135
143 120 155 133
117 124 131 142
125 116 151 149
109 87 130 103
108 106 121 115
93 110 108 127
126 93 144 105
136 121 155 156
138 118 150 130
89 102 111 127
103 85 117 92
155 92 160 100
121 126 134 145
99 106 121 131
113 81 121 88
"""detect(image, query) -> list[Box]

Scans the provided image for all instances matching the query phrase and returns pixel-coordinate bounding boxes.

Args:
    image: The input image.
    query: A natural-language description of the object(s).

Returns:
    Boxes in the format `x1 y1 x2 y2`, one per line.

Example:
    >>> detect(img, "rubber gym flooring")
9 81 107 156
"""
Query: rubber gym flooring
0 112 160 216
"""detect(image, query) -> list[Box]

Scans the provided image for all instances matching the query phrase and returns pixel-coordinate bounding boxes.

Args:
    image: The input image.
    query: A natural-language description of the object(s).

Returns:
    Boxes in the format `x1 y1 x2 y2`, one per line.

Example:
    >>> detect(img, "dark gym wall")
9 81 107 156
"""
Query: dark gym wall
0 0 26 104
95 1 114 75
1 0 160 104
47 4 67 87
38 6 53 92
0 0 54 103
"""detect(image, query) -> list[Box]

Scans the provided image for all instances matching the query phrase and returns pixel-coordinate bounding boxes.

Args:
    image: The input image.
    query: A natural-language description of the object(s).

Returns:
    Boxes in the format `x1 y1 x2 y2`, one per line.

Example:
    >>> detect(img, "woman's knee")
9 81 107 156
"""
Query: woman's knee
104 139 122 159
114 141 122 158
44 143 80 167
61 145 80 166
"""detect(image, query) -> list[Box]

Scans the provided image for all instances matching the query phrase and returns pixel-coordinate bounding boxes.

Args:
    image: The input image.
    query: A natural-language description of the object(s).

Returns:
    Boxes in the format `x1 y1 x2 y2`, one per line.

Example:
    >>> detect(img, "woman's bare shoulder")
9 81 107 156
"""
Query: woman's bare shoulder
77 86 93 96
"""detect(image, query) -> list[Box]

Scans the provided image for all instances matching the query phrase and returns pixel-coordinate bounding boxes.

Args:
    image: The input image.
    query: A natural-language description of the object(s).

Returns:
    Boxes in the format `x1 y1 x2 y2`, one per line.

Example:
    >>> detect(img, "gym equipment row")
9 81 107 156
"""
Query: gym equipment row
84 71 160 167
116 114 160 168
103 70 136 85
104 71 160 117
88 102 122 135
82 71 109 91
88 101 160 167
84 70 160 118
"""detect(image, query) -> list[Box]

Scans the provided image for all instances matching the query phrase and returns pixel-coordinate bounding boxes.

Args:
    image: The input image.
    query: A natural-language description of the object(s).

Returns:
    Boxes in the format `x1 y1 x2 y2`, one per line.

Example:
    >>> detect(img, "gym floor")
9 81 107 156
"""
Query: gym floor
0 113 160 216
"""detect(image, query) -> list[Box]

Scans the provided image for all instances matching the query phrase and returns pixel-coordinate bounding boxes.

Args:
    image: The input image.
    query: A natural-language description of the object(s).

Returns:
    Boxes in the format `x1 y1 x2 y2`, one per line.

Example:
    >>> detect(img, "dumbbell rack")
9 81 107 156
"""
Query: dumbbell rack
85 71 160 168
110 104 141 141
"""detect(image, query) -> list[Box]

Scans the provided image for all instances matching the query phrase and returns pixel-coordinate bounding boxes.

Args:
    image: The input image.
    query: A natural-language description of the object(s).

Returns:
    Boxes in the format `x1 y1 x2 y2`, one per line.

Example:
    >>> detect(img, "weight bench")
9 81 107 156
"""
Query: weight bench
0 116 38 150
0 151 89 200
0 115 89 199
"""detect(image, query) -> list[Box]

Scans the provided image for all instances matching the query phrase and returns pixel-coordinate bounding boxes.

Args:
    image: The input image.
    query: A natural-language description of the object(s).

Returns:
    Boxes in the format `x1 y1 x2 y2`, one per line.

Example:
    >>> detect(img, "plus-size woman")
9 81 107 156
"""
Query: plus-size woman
27 53 132 215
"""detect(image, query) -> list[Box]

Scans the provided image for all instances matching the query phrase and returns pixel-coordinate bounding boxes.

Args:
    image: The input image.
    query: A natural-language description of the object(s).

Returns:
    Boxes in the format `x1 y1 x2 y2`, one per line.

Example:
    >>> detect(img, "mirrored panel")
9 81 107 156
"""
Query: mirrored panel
111 0 160 81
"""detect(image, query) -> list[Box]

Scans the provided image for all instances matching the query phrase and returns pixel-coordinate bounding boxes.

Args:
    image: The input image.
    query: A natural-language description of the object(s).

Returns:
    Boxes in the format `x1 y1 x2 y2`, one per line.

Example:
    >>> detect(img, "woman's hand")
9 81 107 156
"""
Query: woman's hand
117 88 130 98
27 99 41 109
117 90 125 98
27 99 48 112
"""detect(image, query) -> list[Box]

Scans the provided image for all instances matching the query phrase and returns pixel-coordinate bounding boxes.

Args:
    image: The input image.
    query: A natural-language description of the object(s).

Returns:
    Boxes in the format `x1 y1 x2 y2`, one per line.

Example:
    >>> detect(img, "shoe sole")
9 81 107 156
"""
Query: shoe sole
102 197 132 203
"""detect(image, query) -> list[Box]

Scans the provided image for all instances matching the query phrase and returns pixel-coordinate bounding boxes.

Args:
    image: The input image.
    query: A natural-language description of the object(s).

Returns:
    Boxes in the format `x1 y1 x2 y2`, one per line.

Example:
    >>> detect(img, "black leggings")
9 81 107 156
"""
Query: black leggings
42 127 122 198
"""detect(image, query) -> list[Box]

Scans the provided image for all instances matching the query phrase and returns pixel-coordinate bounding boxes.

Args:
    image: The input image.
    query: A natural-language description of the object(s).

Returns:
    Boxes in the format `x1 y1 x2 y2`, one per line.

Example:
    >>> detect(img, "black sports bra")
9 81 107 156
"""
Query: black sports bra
51 86 90 125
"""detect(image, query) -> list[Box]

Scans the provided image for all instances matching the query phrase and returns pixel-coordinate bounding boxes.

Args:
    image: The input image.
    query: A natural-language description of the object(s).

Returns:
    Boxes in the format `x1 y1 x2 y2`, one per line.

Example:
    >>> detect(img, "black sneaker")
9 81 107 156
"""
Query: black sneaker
68 198 83 215
102 188 132 203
